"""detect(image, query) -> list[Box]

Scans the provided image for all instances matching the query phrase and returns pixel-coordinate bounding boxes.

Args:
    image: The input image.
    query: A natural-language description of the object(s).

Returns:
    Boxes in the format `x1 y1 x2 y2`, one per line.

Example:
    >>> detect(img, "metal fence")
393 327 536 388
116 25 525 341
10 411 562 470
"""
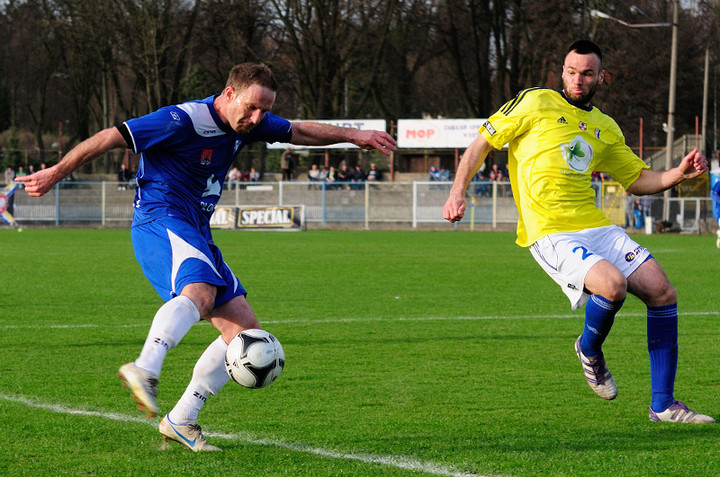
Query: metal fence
5 180 716 233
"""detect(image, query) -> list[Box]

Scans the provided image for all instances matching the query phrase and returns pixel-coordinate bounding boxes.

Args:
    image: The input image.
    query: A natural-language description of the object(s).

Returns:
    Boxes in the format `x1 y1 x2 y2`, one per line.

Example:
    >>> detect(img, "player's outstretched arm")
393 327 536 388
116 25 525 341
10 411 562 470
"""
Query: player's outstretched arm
289 121 396 155
627 148 708 196
443 135 494 223
16 127 128 197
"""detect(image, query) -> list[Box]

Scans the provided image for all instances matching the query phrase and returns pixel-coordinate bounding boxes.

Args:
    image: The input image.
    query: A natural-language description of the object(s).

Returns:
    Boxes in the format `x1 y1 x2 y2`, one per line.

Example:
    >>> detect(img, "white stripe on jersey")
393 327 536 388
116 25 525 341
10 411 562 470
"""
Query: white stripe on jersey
177 101 227 137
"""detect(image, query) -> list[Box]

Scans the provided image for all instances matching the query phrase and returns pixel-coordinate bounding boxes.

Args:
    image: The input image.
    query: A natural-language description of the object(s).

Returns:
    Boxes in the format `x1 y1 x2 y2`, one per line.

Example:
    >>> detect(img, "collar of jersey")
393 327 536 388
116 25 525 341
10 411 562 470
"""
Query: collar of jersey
558 90 594 112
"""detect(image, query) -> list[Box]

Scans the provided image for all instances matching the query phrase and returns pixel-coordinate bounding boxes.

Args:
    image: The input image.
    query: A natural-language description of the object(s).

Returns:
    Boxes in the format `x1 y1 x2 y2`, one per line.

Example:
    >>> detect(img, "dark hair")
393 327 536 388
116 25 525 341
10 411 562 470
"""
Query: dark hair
567 40 603 61
226 63 279 92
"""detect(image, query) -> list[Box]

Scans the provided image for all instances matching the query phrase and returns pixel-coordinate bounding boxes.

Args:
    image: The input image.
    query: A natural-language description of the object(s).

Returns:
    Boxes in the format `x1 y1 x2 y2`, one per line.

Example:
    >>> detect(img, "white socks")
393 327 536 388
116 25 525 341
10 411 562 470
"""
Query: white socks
134 295 201 377
168 336 230 424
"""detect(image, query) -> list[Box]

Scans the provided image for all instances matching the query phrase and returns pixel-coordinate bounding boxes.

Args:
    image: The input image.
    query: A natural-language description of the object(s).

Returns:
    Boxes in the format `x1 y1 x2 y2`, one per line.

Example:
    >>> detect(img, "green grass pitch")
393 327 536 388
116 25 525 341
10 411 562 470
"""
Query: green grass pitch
0 228 718 476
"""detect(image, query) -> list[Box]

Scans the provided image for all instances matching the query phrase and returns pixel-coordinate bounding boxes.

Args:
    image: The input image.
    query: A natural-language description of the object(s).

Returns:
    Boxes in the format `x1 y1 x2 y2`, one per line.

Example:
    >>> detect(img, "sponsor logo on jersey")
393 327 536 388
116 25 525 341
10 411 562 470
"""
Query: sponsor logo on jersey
202 174 221 198
170 111 181 121
560 136 593 173
557 116 568 124
201 149 213 165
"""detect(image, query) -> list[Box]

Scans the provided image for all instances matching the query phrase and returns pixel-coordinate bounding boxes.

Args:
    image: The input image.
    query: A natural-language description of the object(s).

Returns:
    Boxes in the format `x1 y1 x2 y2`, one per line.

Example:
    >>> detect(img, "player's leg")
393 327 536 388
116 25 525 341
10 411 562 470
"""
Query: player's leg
161 294 259 451
167 293 258 419
581 260 627 357
121 219 227 417
627 259 714 423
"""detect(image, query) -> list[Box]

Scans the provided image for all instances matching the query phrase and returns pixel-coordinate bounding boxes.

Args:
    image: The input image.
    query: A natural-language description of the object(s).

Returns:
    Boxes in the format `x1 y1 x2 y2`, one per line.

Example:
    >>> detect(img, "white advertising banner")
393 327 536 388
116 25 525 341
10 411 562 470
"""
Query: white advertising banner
267 119 387 149
397 119 487 149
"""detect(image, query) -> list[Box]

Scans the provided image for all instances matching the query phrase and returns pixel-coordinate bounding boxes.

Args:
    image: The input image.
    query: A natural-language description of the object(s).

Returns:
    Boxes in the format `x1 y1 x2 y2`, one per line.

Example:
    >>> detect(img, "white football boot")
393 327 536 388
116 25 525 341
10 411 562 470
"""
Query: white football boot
118 362 160 417
574 335 618 400
159 415 221 452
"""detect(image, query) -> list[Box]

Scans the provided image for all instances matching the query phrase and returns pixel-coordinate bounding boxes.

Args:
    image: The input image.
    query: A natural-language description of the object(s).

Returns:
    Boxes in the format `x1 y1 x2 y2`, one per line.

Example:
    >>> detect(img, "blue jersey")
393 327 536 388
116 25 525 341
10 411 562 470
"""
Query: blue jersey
711 178 720 220
119 95 291 227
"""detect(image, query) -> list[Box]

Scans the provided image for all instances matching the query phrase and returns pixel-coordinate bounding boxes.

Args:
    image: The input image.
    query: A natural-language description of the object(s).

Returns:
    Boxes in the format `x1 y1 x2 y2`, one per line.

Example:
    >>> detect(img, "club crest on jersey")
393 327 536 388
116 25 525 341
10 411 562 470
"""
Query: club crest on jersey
201 149 213 166
560 136 593 173
594 128 601 139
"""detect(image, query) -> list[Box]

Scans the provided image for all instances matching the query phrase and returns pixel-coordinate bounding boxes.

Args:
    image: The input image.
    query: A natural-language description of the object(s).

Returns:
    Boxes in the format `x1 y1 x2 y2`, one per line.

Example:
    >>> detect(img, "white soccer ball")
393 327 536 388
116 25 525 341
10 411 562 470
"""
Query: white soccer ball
225 329 285 389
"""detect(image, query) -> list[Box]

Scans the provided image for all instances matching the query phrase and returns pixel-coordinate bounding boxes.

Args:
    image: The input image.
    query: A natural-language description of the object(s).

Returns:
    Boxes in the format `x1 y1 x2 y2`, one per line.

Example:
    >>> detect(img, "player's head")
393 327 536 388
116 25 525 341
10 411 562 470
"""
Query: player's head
226 63 279 92
562 40 605 106
222 63 279 133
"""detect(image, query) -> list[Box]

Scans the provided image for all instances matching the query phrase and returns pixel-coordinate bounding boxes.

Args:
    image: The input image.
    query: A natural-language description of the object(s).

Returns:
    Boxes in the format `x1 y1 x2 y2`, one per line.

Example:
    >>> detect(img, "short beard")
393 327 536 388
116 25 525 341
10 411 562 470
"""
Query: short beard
563 82 598 106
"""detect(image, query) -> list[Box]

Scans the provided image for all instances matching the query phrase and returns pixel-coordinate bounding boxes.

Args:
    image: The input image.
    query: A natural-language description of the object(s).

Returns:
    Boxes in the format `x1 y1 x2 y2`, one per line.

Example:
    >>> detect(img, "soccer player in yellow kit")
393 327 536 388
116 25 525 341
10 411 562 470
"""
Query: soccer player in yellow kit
443 40 714 423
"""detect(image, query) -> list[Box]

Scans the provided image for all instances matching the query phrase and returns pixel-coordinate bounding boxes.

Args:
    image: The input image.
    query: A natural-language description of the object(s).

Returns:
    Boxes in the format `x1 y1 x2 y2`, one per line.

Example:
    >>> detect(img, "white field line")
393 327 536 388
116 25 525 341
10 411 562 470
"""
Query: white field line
2 310 720 330
0 392 490 477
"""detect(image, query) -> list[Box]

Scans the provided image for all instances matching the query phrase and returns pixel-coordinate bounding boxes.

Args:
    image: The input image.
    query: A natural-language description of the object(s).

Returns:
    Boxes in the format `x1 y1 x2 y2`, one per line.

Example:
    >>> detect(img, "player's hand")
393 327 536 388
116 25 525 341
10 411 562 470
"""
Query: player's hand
443 192 466 223
679 148 708 180
15 168 62 197
354 130 397 155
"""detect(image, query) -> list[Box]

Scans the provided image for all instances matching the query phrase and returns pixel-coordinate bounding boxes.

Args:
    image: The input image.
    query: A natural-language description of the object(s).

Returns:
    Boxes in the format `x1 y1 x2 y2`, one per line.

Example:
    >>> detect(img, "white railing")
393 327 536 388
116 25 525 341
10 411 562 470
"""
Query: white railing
5 180 714 232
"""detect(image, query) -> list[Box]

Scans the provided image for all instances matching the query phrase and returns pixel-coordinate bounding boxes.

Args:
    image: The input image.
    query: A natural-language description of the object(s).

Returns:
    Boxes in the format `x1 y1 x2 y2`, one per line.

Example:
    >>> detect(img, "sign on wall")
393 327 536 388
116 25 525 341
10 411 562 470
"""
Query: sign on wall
397 119 487 149
267 120 387 150
210 206 305 230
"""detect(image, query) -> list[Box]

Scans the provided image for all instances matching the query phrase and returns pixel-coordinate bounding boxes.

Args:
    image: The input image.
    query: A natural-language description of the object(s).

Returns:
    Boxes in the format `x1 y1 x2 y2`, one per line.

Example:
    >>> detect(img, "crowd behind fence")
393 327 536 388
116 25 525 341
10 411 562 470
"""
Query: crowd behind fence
3 180 716 233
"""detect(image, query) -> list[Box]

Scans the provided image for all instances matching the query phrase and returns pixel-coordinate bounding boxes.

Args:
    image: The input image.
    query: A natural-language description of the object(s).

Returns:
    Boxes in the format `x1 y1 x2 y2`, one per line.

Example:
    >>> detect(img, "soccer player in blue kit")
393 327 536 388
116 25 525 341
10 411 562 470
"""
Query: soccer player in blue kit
18 63 396 451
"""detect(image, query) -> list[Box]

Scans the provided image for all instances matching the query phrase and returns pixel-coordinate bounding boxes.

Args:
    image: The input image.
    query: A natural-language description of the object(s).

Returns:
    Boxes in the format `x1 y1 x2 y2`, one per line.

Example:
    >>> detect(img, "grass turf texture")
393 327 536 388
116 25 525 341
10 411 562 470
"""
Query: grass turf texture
0 228 718 476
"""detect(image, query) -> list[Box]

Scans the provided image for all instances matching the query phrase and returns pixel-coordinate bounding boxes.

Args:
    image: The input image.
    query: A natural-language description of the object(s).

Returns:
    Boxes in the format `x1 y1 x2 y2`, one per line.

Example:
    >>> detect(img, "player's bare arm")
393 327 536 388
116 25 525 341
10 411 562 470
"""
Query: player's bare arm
442 135 495 223
17 127 128 197
290 121 397 155
627 148 708 196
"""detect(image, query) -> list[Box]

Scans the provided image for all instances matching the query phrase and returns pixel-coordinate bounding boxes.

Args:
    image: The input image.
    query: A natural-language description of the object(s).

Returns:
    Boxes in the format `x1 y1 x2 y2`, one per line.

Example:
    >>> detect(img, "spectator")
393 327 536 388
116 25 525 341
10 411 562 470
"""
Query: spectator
307 164 321 182
428 165 441 181
325 166 337 189
472 170 490 197
4 166 15 185
366 163 381 182
227 167 241 190
248 168 260 182
337 164 352 187
489 163 503 181
318 166 329 183
439 167 450 181
15 166 26 188
307 163 321 190
280 147 295 181
351 164 365 189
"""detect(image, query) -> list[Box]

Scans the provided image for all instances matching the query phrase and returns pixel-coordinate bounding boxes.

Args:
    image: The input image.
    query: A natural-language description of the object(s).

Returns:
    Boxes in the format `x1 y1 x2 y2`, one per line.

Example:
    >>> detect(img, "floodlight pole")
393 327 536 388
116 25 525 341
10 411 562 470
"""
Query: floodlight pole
662 0 679 221
590 4 676 221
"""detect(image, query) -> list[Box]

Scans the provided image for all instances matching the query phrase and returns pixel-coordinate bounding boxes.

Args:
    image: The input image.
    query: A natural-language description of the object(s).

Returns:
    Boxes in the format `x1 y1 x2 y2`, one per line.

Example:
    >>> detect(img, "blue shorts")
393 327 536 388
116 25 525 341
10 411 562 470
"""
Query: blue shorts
131 216 246 308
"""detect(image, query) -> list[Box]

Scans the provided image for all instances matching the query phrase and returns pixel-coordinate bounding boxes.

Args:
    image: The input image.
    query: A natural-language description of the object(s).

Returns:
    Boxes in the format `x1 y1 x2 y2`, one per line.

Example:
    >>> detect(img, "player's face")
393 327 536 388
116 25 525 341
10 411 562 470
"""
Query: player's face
227 83 276 134
562 51 604 106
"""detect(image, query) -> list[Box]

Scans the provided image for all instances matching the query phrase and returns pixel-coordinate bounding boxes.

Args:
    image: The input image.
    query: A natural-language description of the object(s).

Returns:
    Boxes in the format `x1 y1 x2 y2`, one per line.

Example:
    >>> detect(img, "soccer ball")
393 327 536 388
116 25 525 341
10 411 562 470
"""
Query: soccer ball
225 329 285 389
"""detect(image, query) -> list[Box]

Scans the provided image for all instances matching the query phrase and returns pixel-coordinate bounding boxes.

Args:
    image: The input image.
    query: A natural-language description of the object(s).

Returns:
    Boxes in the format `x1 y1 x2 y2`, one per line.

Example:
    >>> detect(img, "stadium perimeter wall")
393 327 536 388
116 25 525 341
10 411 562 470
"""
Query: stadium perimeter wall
3 180 717 234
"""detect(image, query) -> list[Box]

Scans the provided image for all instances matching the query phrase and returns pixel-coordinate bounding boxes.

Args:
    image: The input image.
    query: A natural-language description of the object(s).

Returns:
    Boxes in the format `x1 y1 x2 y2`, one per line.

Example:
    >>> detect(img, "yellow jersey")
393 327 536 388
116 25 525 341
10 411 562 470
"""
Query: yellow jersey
480 88 649 247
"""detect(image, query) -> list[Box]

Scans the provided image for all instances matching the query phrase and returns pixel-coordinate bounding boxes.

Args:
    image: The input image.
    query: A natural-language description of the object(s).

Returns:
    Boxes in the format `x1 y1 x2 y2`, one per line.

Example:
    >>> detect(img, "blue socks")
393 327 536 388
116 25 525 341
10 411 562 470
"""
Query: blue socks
580 295 625 357
580 297 678 413
648 304 678 413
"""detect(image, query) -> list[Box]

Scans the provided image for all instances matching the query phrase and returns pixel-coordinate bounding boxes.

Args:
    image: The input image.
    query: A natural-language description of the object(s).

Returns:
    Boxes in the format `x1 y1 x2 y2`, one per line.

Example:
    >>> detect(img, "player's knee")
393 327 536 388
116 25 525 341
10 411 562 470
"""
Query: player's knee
601 273 627 301
654 281 677 306
181 284 217 318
